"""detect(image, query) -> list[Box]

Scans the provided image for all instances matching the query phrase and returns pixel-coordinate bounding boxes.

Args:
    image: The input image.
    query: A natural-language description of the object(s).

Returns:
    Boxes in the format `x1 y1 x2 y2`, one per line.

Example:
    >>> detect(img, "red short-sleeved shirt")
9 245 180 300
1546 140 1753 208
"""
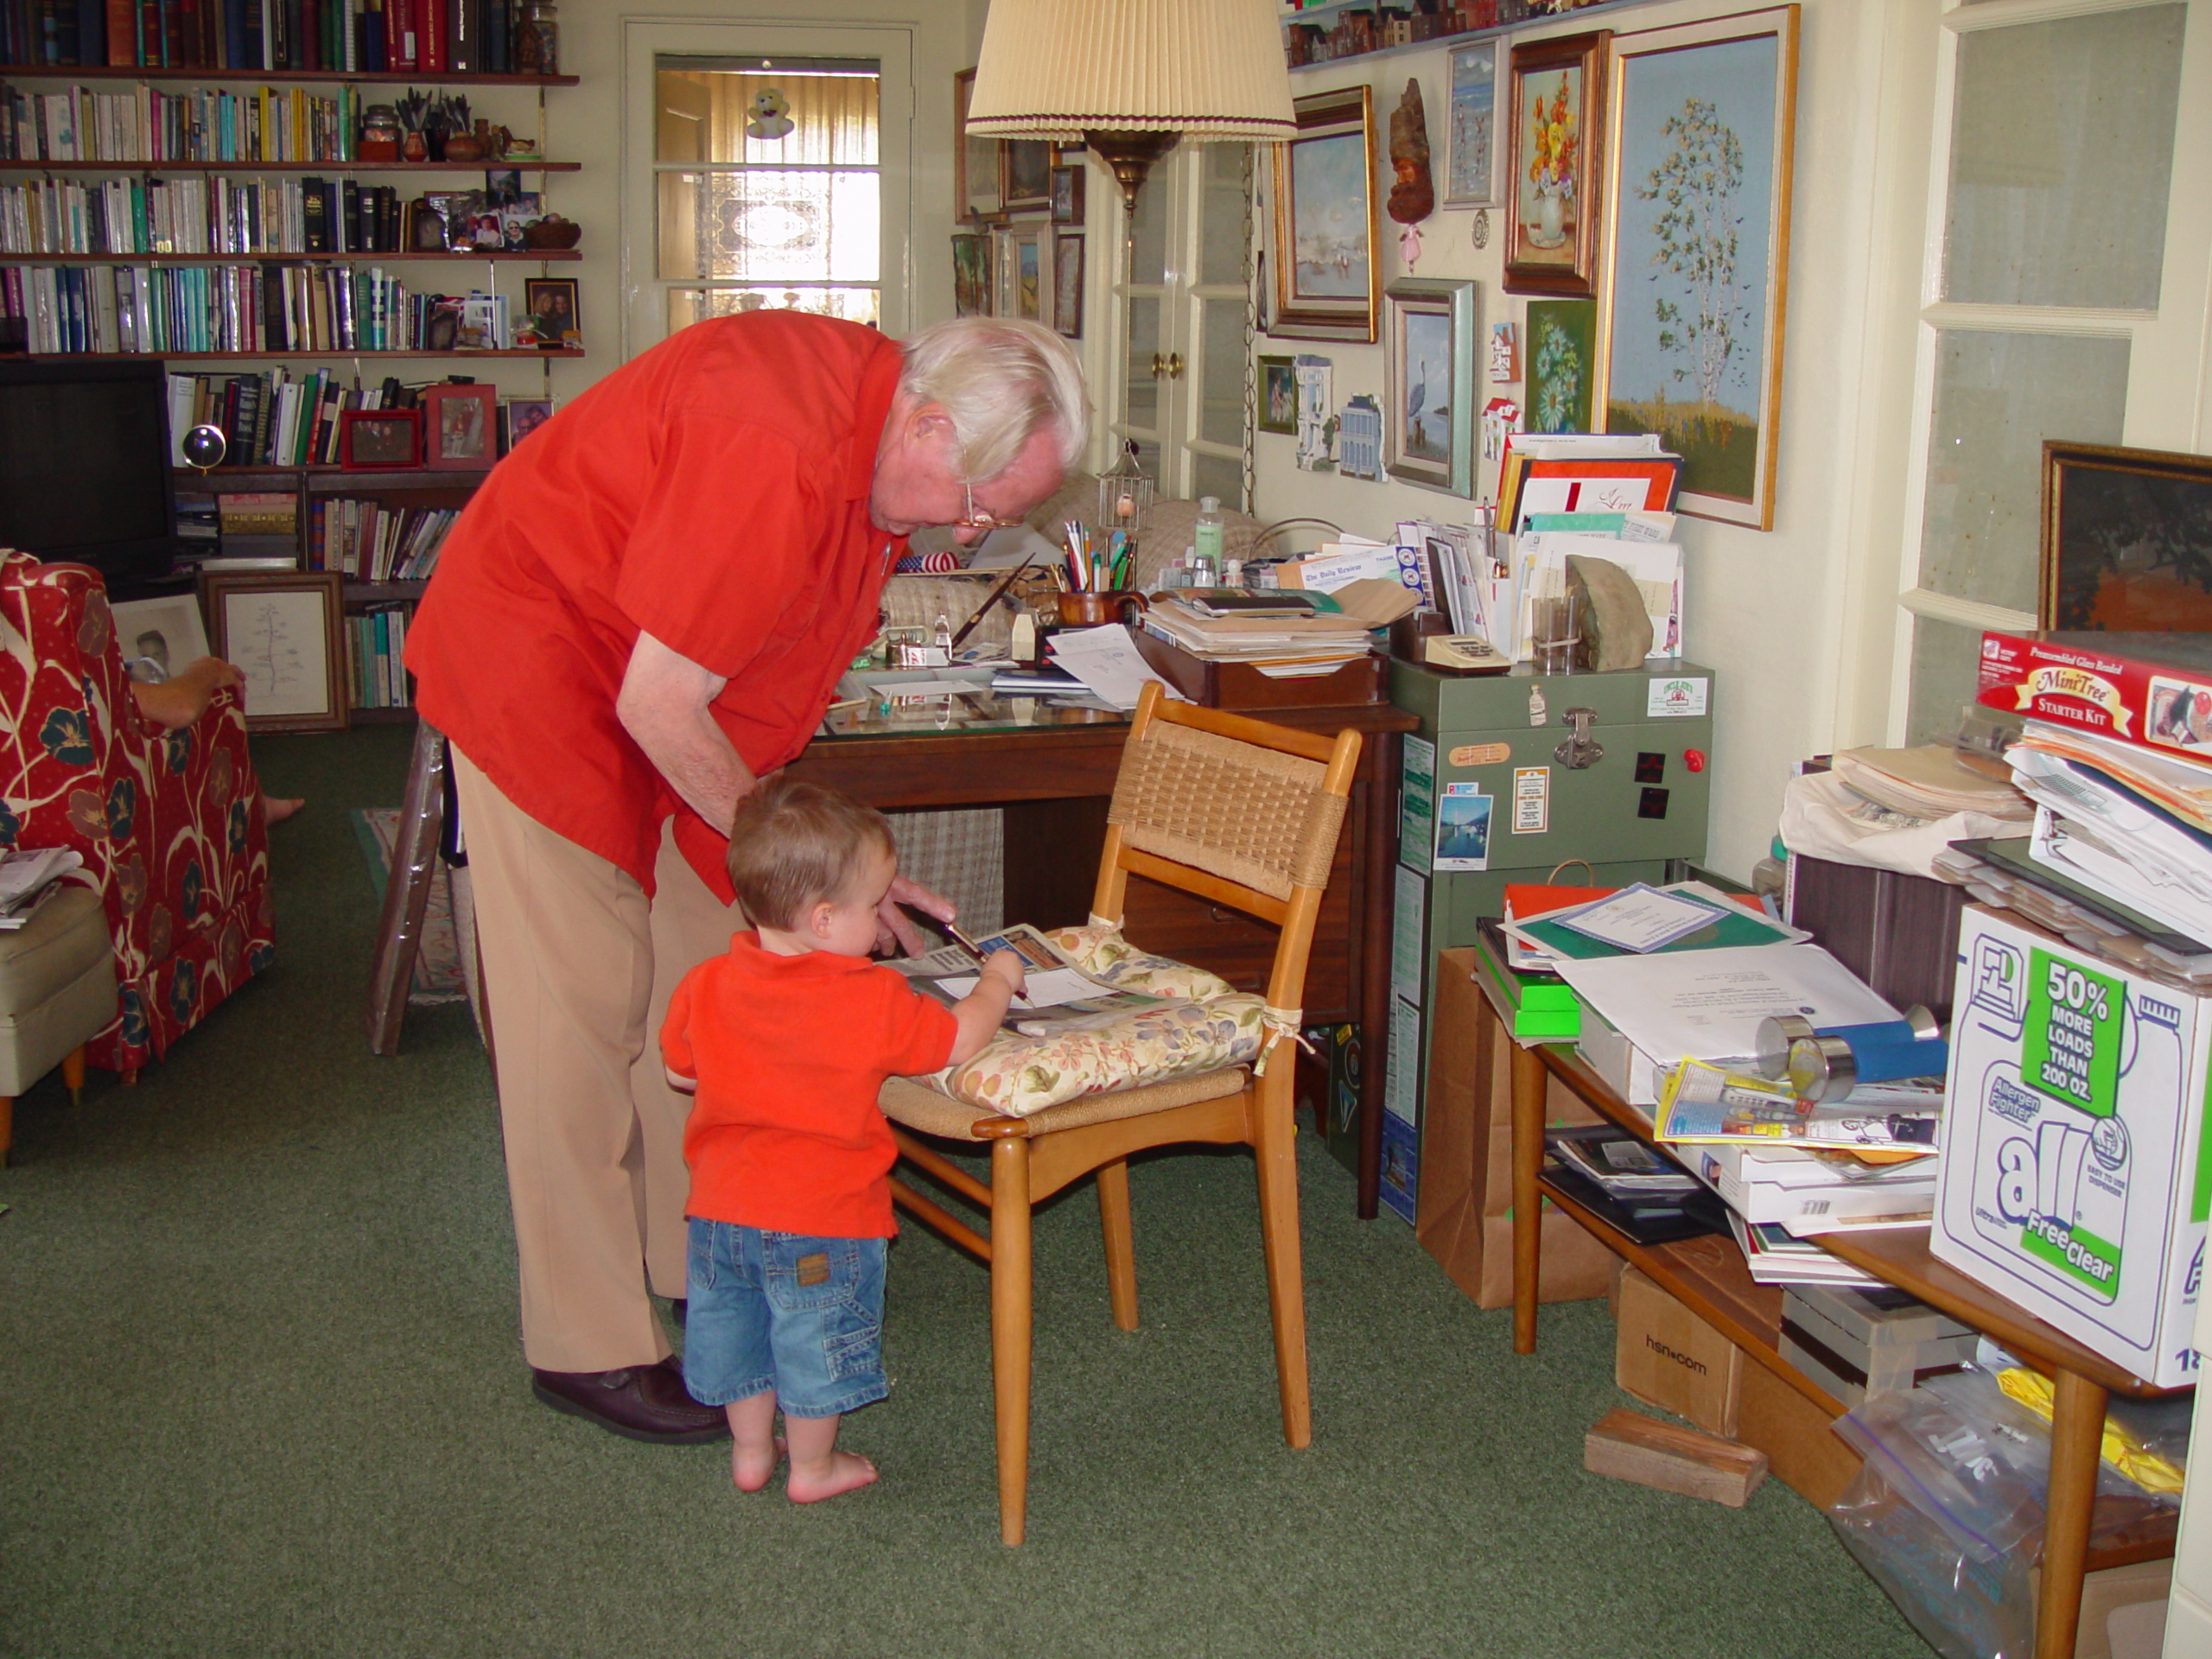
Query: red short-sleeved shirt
405 313 907 897
662 934 958 1238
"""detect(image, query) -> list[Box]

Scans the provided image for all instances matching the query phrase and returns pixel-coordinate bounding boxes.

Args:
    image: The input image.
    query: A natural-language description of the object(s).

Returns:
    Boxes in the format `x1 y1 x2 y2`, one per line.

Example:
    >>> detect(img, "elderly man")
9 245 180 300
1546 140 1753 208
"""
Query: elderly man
406 312 1088 1443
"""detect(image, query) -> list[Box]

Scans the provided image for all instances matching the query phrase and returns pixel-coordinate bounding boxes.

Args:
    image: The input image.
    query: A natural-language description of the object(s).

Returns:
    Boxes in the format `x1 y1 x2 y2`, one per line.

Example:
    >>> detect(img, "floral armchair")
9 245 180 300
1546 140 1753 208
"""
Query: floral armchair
0 550 273 1075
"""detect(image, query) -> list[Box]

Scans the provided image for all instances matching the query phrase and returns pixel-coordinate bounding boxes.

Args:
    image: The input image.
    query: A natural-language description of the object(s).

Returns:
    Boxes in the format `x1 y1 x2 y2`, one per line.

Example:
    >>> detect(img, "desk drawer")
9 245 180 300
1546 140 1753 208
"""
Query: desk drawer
1119 855 1355 1019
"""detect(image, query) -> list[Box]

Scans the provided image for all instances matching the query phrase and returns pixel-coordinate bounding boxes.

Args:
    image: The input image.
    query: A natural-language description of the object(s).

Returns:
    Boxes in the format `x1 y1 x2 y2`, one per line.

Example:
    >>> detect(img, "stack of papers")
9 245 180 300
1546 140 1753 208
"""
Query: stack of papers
1043 624 1188 710
0 847 80 930
1832 744 2031 822
1500 880 1807 968
1727 1214 1885 1287
1140 597 1376 680
2006 728 2212 943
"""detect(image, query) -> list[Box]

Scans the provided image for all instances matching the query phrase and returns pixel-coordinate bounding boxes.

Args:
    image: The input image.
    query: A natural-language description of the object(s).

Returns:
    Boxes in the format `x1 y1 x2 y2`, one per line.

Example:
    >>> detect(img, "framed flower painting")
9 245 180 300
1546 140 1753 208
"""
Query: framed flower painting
1503 31 1607 298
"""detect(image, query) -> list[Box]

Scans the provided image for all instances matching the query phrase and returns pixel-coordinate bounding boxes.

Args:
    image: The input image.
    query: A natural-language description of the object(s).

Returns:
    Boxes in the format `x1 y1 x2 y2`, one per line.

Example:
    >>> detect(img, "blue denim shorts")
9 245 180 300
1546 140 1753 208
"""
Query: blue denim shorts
683 1219 888 1419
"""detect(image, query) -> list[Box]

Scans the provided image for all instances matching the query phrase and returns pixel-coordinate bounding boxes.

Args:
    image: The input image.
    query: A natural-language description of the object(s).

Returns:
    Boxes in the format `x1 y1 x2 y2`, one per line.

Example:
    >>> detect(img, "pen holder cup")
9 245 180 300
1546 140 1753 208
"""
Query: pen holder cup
1058 590 1147 628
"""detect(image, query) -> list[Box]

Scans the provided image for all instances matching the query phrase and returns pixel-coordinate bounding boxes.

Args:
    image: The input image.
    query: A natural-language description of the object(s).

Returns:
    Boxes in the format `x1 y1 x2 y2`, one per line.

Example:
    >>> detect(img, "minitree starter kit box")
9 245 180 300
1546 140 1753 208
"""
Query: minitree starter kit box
1933 906 2209 1387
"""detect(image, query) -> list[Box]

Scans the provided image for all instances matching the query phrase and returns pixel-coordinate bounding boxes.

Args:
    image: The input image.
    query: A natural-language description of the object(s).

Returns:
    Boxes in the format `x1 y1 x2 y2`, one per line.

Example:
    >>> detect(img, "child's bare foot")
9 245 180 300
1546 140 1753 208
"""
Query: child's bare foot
785 1450 877 1504
262 796 305 825
732 1433 783 1494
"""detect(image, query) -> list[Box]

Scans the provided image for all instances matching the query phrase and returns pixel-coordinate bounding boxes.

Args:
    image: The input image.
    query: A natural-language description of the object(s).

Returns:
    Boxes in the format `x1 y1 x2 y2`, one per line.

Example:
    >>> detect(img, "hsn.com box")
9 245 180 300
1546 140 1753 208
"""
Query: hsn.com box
1933 906 2209 1388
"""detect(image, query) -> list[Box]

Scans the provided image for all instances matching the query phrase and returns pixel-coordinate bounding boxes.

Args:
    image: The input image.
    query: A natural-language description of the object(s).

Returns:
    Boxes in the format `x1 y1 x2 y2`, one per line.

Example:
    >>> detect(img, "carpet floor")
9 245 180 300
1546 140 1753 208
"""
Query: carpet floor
0 723 1934 1658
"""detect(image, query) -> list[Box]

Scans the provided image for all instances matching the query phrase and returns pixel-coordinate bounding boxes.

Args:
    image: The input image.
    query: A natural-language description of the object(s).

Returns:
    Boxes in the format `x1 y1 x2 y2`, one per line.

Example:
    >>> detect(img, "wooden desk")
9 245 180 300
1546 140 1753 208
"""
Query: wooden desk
785 696 1417 1217
368 696 1416 1217
1481 977 2187 1659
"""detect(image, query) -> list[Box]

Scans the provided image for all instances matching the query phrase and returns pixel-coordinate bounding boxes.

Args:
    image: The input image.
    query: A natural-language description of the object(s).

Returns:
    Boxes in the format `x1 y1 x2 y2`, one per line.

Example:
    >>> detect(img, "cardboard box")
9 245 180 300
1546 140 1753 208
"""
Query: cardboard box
1978 628 2212 759
1415 949 1616 1307
1615 1267 1743 1436
2028 1558 2173 1659
1733 1357 1859 1509
1935 906 2210 1387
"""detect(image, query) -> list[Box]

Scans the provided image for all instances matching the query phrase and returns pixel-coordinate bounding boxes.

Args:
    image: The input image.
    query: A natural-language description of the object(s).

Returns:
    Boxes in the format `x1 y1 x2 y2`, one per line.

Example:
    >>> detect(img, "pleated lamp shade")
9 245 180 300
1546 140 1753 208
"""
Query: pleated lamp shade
967 0 1295 209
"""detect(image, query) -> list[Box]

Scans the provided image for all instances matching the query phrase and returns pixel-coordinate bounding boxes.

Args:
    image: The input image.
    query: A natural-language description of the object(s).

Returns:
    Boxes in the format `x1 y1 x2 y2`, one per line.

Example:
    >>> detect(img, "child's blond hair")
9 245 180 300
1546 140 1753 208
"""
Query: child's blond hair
725 775 893 931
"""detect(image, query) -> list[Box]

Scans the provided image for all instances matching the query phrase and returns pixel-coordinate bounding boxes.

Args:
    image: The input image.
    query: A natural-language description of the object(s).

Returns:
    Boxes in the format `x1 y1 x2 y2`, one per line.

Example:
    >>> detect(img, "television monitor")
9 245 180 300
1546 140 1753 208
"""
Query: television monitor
0 357 180 598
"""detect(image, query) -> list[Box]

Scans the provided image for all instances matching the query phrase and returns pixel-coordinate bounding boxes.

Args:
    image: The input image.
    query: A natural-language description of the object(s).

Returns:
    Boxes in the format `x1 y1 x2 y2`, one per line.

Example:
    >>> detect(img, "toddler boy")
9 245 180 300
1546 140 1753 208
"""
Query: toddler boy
661 775 1023 1501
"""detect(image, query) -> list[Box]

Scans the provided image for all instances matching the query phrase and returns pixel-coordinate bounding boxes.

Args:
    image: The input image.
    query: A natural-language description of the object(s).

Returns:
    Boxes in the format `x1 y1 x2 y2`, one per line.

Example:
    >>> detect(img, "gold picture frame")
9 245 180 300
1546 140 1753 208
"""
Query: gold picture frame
1503 31 1607 299
1268 86 1378 343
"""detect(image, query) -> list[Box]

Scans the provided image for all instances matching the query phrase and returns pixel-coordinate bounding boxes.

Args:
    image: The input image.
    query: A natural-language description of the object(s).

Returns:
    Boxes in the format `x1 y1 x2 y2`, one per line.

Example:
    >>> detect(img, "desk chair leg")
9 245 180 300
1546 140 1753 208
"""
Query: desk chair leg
1096 1158 1139 1332
1253 1092 1312 1450
61 1045 86 1109
989 1136 1035 1547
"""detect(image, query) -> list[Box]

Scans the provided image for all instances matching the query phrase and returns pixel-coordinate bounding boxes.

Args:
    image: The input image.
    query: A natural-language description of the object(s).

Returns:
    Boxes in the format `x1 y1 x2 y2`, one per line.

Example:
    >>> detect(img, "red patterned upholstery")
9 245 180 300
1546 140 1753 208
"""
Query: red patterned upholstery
0 551 273 1074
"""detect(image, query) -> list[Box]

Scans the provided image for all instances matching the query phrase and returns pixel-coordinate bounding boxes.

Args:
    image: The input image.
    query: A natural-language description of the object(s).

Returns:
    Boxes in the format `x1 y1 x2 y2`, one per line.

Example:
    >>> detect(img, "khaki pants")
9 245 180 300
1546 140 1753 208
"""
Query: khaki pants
451 749 739 1373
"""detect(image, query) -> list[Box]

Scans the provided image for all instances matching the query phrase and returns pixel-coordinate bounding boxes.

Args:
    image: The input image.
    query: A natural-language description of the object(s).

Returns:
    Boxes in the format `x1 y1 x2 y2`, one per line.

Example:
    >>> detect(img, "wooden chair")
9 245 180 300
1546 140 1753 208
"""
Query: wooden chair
880 683 1363 1545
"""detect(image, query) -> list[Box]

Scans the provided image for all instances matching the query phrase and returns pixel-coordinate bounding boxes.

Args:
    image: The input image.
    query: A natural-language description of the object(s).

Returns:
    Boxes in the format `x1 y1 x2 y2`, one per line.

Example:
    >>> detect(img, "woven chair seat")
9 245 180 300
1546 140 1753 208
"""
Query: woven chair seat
880 1065 1249 1141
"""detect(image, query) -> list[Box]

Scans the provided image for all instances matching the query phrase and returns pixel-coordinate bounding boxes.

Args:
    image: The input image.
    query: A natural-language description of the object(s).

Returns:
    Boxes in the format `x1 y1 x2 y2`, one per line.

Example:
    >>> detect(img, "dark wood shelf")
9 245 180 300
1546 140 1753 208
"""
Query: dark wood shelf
0 158 580 172
347 704 418 722
6 249 579 263
31 347 577 359
0 65 576 86
343 580 429 601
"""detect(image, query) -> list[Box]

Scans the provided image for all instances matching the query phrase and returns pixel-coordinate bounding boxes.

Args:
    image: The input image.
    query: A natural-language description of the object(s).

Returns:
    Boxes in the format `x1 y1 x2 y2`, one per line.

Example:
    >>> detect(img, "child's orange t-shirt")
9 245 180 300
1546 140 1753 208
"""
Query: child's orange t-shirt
661 933 959 1238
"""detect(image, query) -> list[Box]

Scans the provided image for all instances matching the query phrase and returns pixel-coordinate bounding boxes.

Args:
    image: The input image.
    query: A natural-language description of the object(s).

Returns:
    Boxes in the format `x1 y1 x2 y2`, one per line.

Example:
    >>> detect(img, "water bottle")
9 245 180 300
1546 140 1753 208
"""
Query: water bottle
1194 496 1224 571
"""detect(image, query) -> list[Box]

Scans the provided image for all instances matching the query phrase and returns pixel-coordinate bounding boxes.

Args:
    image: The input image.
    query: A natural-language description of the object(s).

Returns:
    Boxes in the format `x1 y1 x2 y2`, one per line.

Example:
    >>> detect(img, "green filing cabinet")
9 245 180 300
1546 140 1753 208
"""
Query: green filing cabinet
1376 658 1718 1222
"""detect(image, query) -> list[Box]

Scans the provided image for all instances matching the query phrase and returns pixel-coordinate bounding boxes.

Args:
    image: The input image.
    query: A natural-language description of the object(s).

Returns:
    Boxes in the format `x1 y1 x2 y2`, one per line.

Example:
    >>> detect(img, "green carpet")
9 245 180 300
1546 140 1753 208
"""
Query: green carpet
0 724 1934 1657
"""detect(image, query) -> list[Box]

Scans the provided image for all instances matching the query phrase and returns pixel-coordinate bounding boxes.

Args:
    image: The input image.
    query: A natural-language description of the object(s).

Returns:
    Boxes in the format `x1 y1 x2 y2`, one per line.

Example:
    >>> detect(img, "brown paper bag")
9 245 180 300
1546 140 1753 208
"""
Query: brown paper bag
1415 948 1619 1308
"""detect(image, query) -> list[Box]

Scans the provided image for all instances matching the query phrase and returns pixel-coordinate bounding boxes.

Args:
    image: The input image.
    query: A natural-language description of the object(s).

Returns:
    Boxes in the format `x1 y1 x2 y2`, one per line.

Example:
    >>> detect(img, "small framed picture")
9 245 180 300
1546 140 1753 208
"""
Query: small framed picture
952 232 988 317
1050 164 1086 226
1002 140 1052 213
503 397 555 453
954 68 1002 221
1052 232 1084 338
340 409 423 471
1444 41 1501 207
423 384 497 470
1255 354 1297 435
524 276 580 350
409 198 454 251
199 570 347 734
110 593 213 684
993 220 1051 323
1386 278 1478 496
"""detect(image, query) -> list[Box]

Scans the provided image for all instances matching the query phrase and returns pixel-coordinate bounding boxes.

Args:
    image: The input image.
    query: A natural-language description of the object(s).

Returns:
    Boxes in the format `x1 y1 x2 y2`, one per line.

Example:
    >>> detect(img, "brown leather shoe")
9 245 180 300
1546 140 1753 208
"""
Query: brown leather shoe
530 1357 729 1445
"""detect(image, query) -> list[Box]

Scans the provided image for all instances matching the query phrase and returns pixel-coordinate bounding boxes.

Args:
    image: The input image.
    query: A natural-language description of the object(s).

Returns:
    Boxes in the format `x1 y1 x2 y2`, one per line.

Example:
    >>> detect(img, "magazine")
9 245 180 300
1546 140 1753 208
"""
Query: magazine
1653 1058 1941 1155
885 923 1179 1038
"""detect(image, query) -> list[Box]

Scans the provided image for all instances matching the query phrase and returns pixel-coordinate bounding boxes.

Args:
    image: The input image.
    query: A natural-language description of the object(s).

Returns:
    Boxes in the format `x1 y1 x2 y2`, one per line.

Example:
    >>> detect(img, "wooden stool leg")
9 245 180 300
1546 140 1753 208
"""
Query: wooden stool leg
989 1136 1034 1547
61 1045 86 1109
1254 1086 1312 1449
1096 1158 1138 1332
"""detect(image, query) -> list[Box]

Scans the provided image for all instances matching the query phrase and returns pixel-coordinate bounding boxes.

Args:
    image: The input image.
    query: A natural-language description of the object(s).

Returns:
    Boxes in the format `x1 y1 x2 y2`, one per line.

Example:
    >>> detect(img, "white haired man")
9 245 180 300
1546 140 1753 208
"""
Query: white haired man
406 312 1088 1443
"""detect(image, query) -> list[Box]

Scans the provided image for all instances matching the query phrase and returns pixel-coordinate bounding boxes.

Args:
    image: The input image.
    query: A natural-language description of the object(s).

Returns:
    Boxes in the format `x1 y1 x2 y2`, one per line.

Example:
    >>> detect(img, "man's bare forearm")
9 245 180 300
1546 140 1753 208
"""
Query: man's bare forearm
615 632 754 833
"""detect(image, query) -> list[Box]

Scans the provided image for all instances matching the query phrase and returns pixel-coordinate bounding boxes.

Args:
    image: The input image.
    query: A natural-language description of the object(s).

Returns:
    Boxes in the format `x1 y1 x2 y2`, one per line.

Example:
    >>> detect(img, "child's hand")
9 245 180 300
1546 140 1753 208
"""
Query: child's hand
982 949 1027 995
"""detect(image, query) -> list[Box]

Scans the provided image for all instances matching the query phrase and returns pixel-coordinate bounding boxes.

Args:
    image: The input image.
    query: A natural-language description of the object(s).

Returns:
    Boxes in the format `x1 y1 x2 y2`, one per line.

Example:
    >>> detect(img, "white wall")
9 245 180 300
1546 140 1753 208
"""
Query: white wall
1252 0 1932 882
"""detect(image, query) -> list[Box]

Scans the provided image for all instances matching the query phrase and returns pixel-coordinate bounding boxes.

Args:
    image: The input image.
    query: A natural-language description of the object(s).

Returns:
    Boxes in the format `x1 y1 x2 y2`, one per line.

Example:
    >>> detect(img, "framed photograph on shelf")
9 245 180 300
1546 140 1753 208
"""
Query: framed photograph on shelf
1597 7 1798 529
1503 31 1607 298
1052 232 1084 338
199 570 346 734
1384 279 1478 496
1050 164 1086 225
2040 442 2212 630
1255 354 1297 435
1269 86 1379 343
994 221 1052 324
952 232 989 317
423 384 497 471
110 594 213 683
1444 41 1500 207
1002 140 1053 213
523 276 580 349
954 69 1002 221
503 397 555 453
339 409 423 471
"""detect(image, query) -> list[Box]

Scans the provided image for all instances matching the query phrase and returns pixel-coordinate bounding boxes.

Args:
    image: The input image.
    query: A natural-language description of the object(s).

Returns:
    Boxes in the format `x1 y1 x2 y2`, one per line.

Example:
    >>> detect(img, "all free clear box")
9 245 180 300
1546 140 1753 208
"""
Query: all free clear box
1932 906 2210 1388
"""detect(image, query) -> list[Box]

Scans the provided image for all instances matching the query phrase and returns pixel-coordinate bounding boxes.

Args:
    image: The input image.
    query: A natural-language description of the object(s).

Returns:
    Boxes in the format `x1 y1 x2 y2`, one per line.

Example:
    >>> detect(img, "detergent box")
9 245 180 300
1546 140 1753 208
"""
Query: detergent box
1932 906 2209 1387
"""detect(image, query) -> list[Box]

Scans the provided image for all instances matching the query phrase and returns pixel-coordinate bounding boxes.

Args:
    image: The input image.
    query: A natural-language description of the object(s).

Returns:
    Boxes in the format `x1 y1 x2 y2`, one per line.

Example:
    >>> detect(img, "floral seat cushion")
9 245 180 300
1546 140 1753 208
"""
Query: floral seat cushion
926 924 1268 1118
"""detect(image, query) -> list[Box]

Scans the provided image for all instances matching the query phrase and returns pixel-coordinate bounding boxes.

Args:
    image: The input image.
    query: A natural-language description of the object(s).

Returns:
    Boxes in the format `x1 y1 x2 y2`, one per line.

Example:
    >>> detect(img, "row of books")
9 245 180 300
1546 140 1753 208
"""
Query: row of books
315 496 453 580
168 361 404 465
2 259 499 352
2 0 531 75
1 175 414 256
346 603 410 709
0 80 357 163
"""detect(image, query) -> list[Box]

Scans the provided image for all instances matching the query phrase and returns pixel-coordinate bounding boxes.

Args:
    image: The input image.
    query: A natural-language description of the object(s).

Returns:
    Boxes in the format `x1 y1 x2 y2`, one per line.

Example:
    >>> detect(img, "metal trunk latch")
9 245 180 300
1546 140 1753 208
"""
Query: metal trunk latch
1554 707 1605 770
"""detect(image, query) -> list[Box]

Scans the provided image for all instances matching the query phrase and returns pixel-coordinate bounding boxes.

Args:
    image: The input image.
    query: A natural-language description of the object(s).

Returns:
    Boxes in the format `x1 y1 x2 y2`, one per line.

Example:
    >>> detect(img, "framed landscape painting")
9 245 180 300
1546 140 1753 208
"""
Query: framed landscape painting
1384 278 1477 495
1596 7 1799 528
1269 86 1379 342
2041 442 2212 630
1444 41 1499 207
1503 32 1606 297
954 69 1001 221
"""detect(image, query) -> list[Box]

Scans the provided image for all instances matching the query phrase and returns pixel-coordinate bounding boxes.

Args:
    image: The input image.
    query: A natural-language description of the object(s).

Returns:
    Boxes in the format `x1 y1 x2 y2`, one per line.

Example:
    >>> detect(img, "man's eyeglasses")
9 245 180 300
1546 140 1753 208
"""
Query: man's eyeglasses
959 482 1024 531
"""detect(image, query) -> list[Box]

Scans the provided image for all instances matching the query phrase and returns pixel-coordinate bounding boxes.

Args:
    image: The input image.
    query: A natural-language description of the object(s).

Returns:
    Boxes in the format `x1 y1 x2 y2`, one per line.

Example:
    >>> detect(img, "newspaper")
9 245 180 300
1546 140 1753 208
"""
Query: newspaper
1653 1058 1940 1155
885 923 1178 1038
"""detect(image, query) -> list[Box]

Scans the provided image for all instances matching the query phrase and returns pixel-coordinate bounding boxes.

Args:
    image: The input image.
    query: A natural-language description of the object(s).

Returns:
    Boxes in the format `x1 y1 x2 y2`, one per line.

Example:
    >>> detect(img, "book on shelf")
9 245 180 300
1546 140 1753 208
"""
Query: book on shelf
1726 1212 1884 1288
